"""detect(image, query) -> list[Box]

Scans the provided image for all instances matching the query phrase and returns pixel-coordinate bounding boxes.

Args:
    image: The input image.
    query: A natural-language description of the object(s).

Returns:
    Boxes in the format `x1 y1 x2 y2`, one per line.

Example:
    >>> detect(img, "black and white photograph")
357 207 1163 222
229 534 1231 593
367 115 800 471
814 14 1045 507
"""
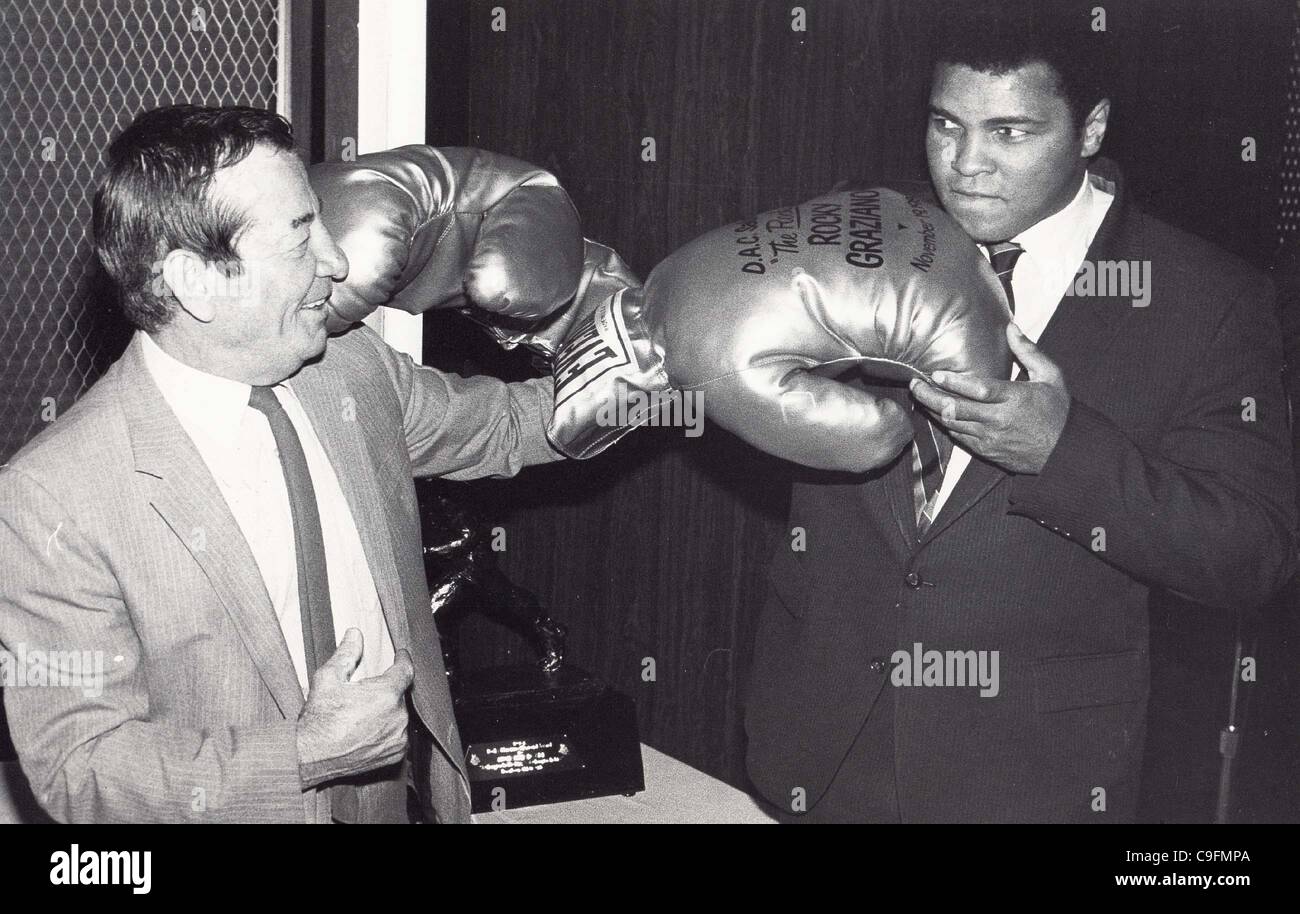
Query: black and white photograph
0 0 1296 887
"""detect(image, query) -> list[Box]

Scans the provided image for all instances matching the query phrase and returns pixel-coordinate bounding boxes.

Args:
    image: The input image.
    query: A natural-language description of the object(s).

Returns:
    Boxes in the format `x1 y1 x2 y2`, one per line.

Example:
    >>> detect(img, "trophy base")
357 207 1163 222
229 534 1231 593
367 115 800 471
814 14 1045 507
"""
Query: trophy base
452 664 645 814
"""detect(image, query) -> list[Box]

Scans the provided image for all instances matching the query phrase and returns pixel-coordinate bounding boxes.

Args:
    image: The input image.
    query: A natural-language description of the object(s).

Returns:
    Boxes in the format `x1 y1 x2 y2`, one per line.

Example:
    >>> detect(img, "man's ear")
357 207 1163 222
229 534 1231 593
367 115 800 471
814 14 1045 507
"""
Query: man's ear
1080 98 1110 158
160 249 218 323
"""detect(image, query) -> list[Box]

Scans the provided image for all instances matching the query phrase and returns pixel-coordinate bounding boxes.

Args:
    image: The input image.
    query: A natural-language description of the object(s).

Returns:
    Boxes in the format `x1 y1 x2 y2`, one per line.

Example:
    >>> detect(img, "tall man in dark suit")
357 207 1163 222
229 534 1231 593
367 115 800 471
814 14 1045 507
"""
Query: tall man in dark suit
744 3 1297 822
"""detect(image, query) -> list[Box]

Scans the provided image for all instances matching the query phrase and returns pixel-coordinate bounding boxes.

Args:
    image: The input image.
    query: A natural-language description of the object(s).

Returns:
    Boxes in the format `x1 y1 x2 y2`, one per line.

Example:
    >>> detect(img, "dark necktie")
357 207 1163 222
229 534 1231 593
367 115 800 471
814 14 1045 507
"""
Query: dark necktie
985 241 1024 314
247 386 336 676
249 386 362 821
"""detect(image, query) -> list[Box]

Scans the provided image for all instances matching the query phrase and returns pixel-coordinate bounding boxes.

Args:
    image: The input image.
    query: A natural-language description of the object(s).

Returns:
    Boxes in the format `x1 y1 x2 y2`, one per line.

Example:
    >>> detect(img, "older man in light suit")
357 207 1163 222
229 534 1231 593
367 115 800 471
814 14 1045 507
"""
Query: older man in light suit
0 105 576 823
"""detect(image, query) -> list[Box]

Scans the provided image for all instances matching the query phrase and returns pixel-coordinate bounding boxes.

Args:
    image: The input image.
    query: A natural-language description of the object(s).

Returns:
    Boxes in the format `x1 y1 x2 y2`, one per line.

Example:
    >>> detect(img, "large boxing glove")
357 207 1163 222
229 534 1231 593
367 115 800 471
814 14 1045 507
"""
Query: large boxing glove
482 236 642 357
548 186 1013 473
308 145 587 340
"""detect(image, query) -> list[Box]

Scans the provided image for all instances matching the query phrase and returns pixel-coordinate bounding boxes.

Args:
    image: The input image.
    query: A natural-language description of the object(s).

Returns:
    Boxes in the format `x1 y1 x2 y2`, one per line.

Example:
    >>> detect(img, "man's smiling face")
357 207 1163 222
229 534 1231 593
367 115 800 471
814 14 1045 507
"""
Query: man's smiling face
926 61 1101 243
204 144 348 382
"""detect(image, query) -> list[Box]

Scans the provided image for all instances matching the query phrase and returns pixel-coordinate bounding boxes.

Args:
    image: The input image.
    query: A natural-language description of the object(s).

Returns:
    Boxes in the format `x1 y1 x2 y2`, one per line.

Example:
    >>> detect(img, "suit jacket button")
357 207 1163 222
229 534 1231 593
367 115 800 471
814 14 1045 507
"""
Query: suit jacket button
905 571 921 589
869 658 887 673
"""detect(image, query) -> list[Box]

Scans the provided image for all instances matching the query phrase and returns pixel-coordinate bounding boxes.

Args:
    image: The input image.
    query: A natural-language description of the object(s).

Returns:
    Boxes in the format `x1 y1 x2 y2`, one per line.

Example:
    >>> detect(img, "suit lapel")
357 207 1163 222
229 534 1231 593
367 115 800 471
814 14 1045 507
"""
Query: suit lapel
883 386 925 551
882 457 921 551
919 453 1007 544
1031 164 1134 392
921 160 1136 544
285 366 414 653
845 380 923 554
287 361 471 794
118 335 305 718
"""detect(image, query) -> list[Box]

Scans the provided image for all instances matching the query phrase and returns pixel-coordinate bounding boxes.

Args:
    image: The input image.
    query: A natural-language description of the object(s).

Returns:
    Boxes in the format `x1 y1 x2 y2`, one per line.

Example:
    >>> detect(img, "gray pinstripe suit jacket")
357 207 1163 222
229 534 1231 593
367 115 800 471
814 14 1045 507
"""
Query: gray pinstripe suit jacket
0 324 561 822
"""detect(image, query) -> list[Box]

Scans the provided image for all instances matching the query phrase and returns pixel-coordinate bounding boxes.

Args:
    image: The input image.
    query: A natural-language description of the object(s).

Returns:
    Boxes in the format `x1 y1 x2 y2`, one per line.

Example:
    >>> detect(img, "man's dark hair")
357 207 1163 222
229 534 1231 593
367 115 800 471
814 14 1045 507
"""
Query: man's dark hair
931 0 1110 130
92 104 295 333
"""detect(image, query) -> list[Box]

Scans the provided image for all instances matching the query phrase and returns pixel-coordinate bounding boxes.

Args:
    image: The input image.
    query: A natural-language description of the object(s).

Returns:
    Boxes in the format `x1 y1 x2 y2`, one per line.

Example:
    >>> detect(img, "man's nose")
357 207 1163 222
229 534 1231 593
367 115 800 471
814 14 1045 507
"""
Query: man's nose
318 236 349 282
951 134 993 177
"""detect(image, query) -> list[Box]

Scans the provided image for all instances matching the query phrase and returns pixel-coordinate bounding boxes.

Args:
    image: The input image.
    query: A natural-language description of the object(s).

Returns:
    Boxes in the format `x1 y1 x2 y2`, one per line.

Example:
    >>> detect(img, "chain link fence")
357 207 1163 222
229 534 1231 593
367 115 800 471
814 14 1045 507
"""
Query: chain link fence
0 0 280 763
0 0 280 464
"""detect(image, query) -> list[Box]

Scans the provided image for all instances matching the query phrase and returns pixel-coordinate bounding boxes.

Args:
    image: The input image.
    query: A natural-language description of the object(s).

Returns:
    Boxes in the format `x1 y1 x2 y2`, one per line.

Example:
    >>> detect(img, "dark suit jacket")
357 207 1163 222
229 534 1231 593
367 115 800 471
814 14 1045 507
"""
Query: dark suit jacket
745 159 1297 822
0 324 560 822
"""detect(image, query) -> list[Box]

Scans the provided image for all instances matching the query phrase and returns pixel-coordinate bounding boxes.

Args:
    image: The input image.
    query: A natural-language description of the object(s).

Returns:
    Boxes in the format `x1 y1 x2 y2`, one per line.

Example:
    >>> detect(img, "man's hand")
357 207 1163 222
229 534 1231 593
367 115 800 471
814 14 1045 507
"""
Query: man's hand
909 323 1070 475
295 628 414 788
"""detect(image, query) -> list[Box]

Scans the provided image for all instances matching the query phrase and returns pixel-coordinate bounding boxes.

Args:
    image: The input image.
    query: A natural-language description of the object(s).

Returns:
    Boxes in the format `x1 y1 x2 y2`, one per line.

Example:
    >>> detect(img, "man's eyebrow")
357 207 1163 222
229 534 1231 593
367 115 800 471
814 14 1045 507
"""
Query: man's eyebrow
985 115 1049 128
927 105 1049 128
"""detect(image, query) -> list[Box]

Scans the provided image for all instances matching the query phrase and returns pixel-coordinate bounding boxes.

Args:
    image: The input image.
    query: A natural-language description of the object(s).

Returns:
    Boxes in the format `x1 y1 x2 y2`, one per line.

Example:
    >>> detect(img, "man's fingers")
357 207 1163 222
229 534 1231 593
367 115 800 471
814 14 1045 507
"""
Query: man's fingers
946 429 983 453
926 370 999 402
916 397 985 438
374 649 415 692
910 379 996 425
319 628 364 681
922 411 983 439
1007 323 1062 384
909 378 948 416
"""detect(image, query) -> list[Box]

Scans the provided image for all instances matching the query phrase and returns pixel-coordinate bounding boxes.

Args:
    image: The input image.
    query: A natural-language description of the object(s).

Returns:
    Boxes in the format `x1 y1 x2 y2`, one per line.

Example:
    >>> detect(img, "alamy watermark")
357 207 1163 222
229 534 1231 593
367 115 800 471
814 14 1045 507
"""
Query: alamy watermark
0 644 105 698
1061 258 1152 308
148 257 255 304
596 380 704 438
890 642 1000 697
50 845 150 894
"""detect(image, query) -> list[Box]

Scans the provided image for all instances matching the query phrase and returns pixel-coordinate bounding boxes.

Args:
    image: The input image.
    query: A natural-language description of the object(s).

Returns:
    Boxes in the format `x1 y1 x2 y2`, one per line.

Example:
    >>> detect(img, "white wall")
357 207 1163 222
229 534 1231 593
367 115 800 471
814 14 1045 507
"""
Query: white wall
356 0 428 362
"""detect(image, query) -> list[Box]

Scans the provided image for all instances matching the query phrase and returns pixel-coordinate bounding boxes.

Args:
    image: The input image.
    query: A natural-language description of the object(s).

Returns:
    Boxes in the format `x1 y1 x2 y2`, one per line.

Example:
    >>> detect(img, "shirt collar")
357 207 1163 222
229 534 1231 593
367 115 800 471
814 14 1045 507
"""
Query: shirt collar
138 331 257 446
1010 170 1095 257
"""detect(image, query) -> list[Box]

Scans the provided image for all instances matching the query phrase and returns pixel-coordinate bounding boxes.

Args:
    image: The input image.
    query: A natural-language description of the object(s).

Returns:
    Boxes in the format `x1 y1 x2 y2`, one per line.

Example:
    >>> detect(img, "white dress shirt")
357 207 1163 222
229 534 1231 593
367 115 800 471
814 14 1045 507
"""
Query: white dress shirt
928 171 1115 518
140 333 395 693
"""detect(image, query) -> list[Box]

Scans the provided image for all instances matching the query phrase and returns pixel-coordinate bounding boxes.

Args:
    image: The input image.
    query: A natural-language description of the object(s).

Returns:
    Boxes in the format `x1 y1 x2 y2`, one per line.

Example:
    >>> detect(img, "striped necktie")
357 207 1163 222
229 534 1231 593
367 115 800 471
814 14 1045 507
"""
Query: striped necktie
909 397 951 535
985 241 1024 313
909 241 1024 535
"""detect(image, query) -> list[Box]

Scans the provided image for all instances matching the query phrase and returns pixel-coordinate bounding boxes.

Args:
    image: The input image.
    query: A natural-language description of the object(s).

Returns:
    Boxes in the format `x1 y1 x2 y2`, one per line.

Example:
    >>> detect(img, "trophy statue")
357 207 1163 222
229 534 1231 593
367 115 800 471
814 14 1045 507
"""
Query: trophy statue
417 478 644 813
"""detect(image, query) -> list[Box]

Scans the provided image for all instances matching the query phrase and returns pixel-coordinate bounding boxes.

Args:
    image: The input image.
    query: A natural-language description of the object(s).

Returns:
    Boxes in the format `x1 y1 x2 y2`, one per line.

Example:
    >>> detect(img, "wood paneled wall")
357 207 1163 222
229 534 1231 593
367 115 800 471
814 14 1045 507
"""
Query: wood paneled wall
288 0 359 165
